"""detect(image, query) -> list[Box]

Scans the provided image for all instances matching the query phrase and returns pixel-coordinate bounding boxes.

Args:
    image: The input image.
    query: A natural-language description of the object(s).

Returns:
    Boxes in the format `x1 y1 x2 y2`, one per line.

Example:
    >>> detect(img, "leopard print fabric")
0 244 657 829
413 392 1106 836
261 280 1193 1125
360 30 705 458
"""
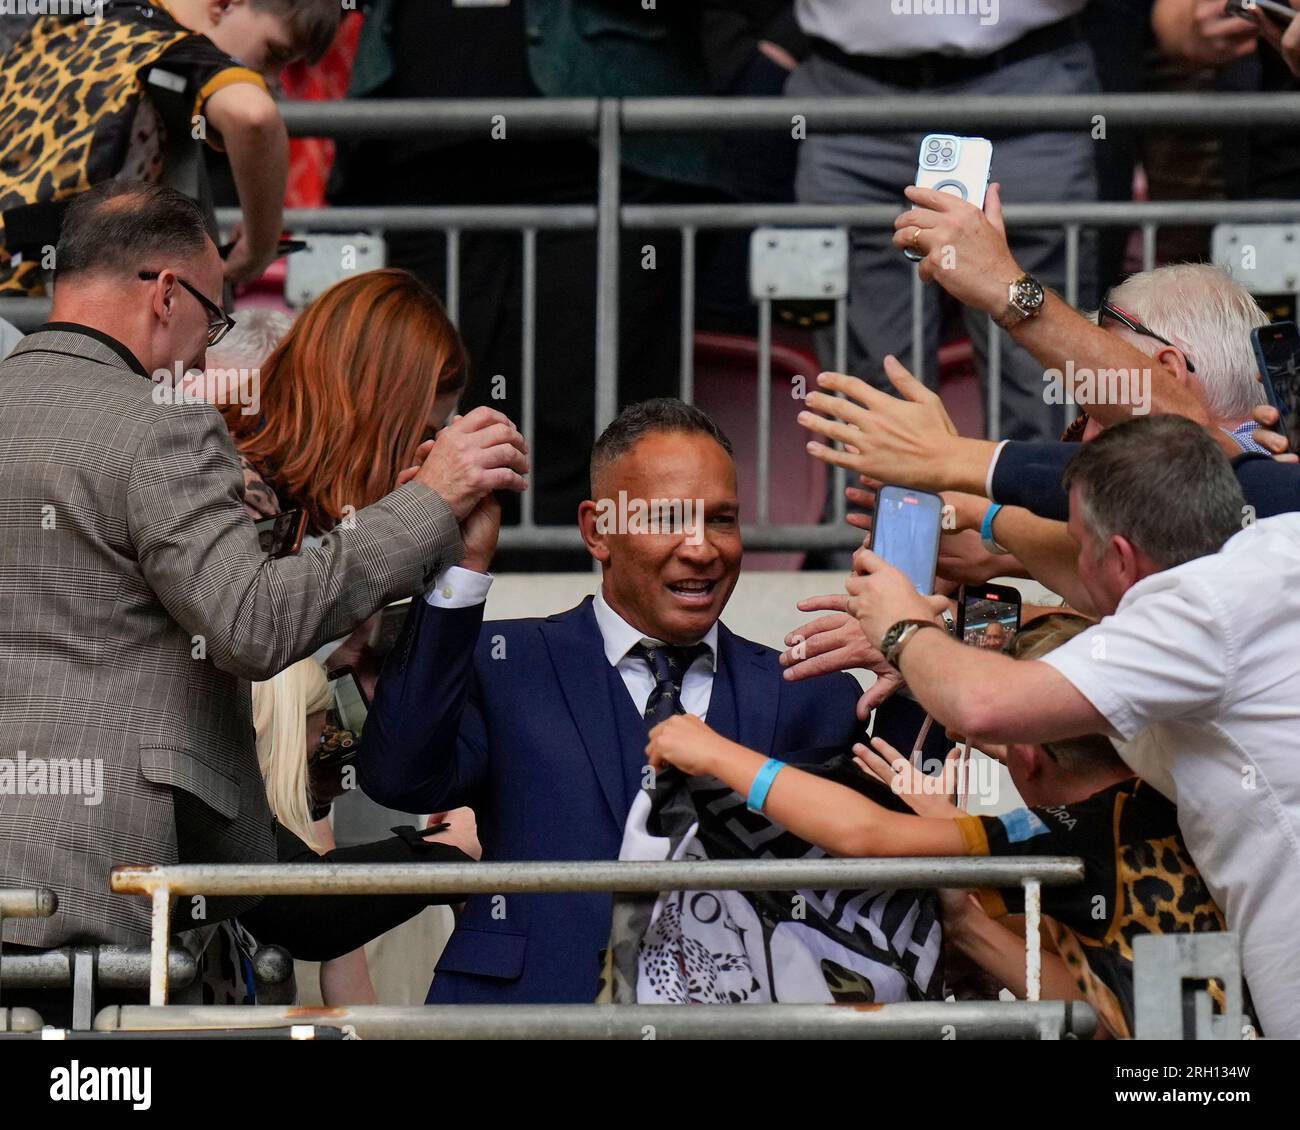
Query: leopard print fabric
0 2 265 295
0 12 188 293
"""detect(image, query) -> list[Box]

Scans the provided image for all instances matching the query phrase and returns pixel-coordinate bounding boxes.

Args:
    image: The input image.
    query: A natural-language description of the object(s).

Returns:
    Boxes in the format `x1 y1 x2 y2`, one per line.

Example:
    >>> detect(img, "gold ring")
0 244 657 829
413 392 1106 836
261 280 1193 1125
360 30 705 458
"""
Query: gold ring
910 226 923 250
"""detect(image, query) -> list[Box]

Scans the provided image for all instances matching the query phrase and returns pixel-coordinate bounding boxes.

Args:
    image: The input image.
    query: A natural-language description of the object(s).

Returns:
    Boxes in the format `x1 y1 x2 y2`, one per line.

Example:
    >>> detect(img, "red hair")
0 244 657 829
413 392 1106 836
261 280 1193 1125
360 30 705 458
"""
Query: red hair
226 269 466 534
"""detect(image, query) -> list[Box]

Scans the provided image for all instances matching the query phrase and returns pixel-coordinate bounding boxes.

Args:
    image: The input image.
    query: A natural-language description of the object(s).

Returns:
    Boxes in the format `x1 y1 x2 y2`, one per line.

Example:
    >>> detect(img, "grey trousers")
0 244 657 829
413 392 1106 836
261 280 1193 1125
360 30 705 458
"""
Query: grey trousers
789 39 1100 441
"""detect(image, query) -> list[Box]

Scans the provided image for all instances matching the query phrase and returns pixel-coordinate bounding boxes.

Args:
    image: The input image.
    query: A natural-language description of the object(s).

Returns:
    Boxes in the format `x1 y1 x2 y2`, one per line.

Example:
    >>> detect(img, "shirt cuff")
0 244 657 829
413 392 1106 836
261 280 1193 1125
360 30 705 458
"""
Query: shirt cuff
985 440 1009 502
424 565 493 609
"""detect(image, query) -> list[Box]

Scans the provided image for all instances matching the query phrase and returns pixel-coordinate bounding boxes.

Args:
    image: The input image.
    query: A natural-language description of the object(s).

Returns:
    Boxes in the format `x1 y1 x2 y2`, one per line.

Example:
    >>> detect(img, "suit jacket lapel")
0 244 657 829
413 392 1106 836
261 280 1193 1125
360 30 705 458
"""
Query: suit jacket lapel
711 623 779 755
541 597 629 829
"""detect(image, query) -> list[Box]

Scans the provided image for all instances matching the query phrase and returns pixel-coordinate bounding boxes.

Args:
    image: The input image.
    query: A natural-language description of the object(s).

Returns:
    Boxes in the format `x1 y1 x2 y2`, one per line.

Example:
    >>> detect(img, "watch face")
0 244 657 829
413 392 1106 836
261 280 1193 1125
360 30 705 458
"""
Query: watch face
1014 277 1045 311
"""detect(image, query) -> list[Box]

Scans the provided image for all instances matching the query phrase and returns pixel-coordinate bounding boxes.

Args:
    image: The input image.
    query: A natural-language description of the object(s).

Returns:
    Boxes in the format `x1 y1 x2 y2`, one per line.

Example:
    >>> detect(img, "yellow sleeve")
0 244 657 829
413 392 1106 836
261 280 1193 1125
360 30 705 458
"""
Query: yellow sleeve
194 66 269 148
953 814 1008 917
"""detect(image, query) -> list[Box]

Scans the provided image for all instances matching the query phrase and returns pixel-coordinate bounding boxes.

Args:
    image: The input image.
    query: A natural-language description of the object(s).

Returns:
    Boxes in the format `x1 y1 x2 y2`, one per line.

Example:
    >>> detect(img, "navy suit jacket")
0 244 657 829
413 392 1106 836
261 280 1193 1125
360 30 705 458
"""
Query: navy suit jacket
359 595 864 1004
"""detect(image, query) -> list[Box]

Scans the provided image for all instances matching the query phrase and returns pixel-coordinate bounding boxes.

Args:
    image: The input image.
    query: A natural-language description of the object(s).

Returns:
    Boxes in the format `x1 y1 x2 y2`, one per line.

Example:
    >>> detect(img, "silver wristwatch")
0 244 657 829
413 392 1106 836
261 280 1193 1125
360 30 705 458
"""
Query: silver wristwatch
995 273 1045 330
881 619 942 669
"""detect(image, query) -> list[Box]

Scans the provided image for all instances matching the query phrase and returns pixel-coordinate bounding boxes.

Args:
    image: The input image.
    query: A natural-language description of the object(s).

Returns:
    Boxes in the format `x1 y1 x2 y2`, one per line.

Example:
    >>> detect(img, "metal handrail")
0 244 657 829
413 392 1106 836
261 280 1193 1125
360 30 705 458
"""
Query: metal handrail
93 1000 1098 1041
274 94 1300 137
109 857 1082 896
111 858 1082 1007
0 889 57 918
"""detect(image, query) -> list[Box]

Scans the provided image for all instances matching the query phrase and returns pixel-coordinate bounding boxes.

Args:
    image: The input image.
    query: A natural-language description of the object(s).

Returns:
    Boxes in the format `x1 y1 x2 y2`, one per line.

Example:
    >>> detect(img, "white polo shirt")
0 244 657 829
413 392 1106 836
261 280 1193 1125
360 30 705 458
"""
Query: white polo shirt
1040 513 1300 1039
796 0 1086 58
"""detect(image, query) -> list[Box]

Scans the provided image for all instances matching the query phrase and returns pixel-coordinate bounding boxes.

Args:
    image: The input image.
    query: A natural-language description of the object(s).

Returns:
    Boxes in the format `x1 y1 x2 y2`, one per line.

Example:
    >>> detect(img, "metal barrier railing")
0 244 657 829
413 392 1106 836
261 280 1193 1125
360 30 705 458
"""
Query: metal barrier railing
93 1000 1096 1041
6 96 1299 550
110 857 1083 1014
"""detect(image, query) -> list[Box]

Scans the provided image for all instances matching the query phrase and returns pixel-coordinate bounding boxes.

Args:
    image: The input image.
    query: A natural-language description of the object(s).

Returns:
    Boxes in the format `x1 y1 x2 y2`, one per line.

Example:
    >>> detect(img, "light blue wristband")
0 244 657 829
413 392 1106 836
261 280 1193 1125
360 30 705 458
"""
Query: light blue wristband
747 758 786 813
980 503 1008 555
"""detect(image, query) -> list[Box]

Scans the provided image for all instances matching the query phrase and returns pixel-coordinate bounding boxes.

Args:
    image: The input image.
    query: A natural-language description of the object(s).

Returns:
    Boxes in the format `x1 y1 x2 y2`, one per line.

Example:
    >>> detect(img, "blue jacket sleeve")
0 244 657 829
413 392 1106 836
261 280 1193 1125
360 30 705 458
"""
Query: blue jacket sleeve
991 442 1300 523
989 441 1077 521
1232 453 1300 518
358 598 489 814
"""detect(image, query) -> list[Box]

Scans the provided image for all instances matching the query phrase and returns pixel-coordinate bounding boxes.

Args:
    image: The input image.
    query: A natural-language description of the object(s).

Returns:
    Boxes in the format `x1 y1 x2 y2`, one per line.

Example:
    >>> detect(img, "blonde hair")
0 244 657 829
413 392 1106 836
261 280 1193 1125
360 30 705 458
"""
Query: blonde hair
252 659 333 851
1008 614 1124 775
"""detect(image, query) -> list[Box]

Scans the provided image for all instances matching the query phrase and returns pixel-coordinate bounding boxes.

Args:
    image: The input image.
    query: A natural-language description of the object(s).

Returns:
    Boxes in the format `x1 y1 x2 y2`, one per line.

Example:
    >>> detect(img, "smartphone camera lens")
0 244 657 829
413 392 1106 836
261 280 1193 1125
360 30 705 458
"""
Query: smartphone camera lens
928 139 942 151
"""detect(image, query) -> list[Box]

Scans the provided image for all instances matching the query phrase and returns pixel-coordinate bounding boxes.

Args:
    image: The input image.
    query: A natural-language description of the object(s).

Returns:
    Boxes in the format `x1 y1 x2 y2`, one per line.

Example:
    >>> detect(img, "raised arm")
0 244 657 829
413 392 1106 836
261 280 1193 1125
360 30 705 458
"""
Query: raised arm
645 714 966 858
128 402 464 681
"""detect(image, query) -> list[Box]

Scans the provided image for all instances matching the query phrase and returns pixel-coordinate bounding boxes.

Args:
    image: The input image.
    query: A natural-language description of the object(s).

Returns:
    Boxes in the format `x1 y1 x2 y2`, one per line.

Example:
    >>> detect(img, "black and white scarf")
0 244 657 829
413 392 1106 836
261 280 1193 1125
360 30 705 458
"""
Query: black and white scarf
602 754 944 1004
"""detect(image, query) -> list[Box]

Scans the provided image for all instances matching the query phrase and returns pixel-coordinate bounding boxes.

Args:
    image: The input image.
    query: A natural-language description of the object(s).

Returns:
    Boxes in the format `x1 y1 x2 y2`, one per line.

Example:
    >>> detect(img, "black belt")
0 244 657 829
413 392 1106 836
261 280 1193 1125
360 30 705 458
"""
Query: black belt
809 15 1083 89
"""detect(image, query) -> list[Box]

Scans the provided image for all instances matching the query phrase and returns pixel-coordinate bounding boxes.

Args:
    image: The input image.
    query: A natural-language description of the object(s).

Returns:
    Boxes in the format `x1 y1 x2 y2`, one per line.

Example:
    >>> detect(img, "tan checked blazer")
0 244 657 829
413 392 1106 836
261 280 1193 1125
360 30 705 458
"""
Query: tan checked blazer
0 328 464 947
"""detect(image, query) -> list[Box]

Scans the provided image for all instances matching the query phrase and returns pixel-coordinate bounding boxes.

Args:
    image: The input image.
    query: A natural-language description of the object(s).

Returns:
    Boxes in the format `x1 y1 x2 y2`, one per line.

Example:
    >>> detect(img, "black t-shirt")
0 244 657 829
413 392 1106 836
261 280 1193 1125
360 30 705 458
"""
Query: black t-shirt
391 0 535 100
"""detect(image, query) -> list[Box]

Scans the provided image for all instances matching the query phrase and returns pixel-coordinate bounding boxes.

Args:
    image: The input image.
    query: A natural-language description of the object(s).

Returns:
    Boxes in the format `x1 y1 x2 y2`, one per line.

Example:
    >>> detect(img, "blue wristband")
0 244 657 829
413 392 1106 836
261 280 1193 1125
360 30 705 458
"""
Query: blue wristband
747 758 785 813
980 503 1007 554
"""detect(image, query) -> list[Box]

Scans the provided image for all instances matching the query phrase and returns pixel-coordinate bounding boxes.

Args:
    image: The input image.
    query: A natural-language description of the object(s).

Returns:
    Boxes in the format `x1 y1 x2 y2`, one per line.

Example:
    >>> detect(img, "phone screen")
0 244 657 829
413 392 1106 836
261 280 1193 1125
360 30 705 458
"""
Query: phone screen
254 510 306 558
871 486 943 596
331 670 369 735
961 588 1022 653
1253 322 1300 451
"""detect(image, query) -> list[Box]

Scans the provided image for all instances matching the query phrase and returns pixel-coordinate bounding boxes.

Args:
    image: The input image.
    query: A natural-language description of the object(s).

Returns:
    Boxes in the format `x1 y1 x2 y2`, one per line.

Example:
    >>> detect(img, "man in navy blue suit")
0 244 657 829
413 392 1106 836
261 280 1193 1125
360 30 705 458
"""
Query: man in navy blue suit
360 399 866 1004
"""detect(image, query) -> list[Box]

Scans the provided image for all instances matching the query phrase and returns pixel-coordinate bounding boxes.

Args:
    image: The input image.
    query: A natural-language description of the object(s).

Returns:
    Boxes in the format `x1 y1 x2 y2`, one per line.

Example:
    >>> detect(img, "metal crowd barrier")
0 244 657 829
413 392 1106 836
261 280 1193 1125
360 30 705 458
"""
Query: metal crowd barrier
93 1001 1095 1041
0 887 208 1029
270 95 1300 550
0 888 57 1032
5 96 1300 551
110 857 1083 1038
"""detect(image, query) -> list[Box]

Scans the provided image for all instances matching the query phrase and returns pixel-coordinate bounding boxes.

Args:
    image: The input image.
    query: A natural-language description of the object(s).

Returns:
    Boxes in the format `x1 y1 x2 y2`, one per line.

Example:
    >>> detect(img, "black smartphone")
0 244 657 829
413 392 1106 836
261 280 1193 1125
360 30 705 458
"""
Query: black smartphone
254 509 307 558
219 237 310 260
1251 321 1300 451
367 598 413 656
956 583 1022 653
1225 0 1295 24
869 484 944 596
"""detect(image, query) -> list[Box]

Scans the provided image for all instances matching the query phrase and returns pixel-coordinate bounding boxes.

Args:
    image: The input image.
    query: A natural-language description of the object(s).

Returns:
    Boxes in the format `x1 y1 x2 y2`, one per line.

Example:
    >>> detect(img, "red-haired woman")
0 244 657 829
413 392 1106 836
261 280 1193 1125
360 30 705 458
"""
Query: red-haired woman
225 267 467 532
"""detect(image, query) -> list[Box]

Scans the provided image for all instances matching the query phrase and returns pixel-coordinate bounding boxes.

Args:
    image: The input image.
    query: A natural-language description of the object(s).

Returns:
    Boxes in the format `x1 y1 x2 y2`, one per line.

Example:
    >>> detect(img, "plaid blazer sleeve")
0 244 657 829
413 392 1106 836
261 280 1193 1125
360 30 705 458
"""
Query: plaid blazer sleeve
127 399 464 680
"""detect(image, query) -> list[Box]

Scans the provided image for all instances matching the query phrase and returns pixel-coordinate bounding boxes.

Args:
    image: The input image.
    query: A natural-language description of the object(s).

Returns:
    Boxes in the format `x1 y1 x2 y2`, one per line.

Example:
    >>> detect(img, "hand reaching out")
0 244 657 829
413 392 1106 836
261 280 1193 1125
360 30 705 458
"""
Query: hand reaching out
646 713 739 777
781 592 904 718
852 734 964 819
423 806 481 861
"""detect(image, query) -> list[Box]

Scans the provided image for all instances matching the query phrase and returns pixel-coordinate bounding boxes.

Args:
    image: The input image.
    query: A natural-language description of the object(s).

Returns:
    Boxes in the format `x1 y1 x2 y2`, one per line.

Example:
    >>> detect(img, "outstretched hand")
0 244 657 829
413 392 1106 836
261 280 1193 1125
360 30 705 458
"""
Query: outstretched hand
781 592 903 718
800 357 959 491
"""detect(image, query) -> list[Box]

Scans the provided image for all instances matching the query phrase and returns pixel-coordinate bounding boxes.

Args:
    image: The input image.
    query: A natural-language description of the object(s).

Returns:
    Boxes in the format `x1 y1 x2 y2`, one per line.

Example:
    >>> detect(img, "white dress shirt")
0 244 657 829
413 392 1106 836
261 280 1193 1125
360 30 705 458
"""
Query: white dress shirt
1039 513 1300 1039
796 0 1085 58
591 589 718 720
424 569 719 717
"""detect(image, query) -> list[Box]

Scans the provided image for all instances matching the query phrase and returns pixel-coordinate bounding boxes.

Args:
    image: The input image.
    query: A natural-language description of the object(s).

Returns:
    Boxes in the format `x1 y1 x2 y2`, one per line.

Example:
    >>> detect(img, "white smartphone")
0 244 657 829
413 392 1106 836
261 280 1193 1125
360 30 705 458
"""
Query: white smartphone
905 134 994 262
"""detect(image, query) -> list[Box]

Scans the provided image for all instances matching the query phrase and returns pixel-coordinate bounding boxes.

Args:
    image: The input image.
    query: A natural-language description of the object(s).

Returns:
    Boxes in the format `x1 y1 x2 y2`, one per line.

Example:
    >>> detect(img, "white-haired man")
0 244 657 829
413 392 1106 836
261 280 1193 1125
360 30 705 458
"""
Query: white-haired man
1093 263 1271 452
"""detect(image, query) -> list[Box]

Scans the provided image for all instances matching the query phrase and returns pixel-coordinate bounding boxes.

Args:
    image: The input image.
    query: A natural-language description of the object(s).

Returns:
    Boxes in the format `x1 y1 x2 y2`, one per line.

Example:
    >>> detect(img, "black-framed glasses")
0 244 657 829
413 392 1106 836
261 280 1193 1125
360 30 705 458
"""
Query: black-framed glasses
139 271 236 348
1098 292 1196 373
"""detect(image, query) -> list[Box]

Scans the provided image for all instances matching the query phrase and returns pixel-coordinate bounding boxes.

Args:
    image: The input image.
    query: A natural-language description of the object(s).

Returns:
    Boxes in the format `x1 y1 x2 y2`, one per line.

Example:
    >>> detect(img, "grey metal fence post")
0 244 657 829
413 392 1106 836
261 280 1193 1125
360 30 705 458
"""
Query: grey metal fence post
595 100 622 436
521 227 538 530
680 225 697 405
757 297 773 524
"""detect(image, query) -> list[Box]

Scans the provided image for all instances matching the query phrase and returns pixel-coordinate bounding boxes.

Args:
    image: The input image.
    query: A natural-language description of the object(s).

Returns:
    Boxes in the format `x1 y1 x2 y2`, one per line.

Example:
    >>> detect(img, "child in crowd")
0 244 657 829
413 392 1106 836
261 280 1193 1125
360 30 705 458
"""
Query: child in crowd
646 613 1238 1037
0 0 340 294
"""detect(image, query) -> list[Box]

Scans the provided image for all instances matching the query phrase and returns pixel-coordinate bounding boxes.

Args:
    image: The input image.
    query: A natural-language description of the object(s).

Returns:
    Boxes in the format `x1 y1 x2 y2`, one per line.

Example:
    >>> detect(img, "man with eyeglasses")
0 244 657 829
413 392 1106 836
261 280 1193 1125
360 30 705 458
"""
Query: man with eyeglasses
0 180 530 954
